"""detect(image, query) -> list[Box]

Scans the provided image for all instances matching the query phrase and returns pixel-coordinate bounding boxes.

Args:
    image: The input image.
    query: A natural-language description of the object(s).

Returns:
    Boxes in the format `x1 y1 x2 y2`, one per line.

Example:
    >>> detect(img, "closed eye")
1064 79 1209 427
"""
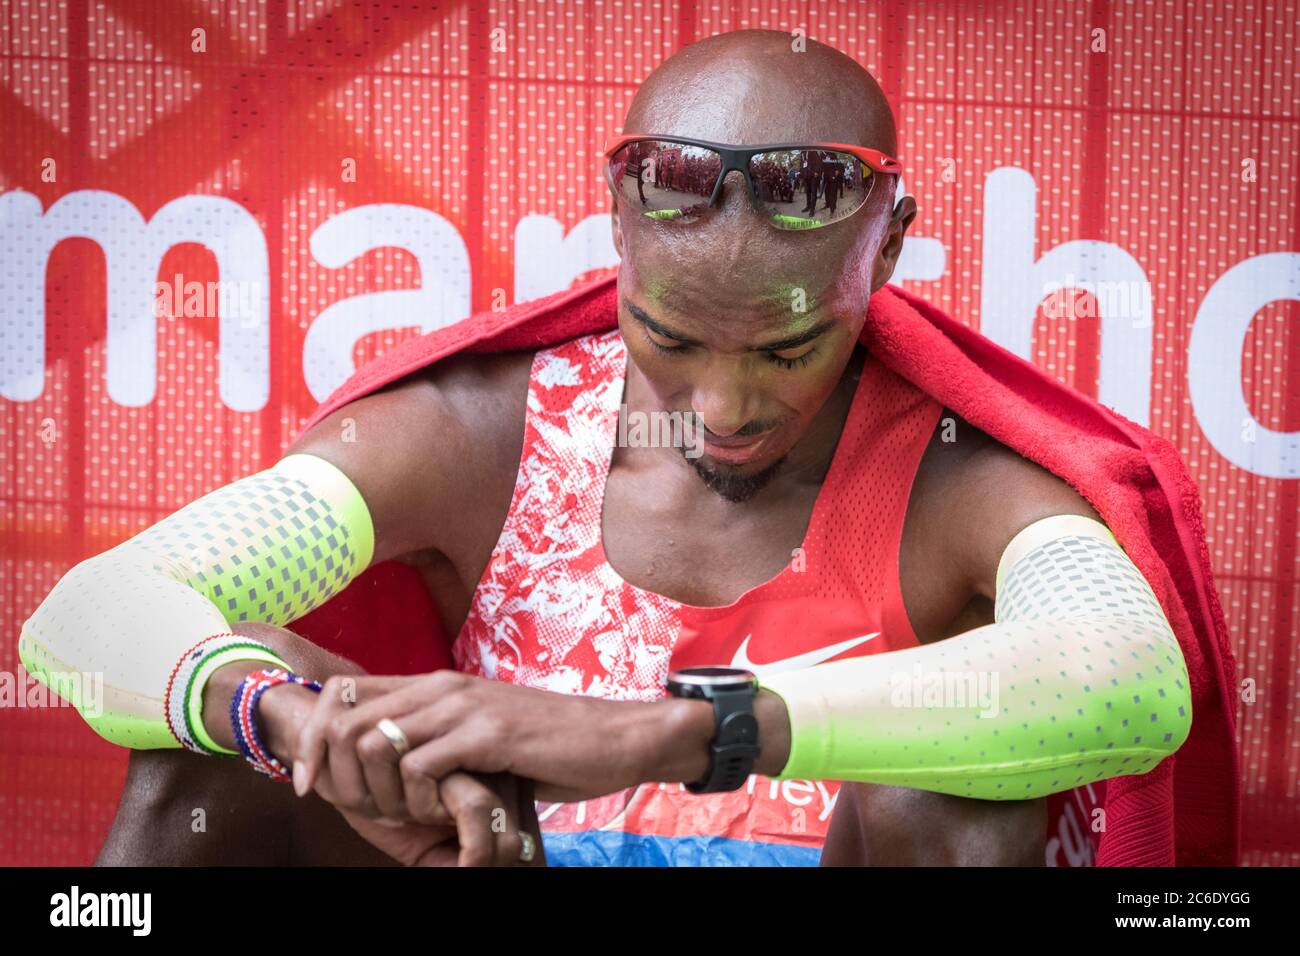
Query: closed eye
642 324 691 355
766 347 817 370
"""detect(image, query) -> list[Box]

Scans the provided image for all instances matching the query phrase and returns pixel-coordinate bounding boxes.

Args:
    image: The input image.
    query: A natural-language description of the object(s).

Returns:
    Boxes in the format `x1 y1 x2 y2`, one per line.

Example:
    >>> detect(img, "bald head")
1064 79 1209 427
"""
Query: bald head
610 30 910 322
624 29 897 160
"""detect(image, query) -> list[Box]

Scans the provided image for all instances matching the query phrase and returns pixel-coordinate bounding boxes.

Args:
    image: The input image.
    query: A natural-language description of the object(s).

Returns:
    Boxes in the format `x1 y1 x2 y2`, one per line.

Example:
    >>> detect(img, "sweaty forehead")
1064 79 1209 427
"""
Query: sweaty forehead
647 273 828 315
624 30 896 154
635 268 844 345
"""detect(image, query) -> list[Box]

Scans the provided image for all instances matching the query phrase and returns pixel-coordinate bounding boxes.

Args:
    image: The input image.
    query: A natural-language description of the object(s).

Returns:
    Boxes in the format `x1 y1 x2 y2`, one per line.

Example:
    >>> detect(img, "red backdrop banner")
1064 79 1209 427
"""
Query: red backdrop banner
1 0 1296 866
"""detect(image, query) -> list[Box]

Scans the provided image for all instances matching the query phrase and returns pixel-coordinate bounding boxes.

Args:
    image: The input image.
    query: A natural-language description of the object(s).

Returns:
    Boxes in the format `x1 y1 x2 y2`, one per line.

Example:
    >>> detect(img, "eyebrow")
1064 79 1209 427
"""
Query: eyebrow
623 298 835 352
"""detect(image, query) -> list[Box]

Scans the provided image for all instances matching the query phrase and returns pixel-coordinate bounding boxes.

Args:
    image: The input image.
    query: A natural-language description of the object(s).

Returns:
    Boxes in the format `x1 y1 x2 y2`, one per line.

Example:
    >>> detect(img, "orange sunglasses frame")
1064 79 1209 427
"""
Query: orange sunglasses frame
603 133 903 177
602 133 902 222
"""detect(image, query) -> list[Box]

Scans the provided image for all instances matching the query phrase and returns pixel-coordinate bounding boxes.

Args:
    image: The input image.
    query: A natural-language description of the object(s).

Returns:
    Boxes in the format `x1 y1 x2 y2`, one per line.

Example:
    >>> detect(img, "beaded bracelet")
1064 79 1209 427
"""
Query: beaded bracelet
230 668 323 782
164 634 288 755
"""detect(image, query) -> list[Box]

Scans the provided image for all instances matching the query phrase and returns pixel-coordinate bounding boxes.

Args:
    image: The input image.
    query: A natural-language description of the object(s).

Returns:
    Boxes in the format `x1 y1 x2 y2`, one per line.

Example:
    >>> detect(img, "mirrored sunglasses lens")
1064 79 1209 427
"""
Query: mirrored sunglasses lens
607 141 723 221
750 149 873 230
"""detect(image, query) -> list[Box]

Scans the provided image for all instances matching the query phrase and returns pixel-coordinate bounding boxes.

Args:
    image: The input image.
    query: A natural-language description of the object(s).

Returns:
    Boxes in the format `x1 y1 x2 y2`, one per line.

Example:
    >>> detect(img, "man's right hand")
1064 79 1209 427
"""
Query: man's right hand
334 771 546 867
198 624 545 867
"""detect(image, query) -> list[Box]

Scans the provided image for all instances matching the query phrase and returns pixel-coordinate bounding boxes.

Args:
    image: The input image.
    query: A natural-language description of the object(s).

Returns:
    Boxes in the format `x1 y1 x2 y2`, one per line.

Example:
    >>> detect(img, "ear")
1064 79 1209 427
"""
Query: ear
870 191 917 292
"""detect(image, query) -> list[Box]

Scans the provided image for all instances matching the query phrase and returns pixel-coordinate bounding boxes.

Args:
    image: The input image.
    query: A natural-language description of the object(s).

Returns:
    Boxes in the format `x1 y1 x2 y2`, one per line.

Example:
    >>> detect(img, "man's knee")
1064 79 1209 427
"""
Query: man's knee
99 746 399 866
821 783 1046 866
97 747 297 865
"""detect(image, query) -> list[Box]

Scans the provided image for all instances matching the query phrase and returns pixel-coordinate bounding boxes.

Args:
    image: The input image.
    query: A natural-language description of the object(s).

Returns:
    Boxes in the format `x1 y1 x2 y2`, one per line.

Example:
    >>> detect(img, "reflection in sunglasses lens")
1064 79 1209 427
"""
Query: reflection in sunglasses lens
608 141 723 221
750 149 873 230
607 143 875 229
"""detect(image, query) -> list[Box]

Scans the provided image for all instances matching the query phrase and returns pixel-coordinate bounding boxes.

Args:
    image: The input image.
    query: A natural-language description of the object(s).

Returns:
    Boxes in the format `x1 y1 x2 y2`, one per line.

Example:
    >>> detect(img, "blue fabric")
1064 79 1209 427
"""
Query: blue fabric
540 830 822 867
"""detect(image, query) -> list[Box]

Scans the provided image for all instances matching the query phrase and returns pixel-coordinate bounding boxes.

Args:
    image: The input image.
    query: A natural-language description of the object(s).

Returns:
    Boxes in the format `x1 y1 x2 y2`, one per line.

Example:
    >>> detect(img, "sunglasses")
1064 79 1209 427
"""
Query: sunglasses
603 133 903 231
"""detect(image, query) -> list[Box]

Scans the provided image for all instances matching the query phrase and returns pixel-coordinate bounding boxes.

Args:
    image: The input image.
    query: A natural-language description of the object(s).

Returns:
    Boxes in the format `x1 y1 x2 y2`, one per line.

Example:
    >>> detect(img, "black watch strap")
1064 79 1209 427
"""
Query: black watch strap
686 685 760 794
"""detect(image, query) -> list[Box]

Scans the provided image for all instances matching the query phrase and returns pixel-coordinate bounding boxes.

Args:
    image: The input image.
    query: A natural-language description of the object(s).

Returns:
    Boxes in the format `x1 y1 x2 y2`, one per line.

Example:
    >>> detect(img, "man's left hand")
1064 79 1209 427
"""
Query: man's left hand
292 671 686 820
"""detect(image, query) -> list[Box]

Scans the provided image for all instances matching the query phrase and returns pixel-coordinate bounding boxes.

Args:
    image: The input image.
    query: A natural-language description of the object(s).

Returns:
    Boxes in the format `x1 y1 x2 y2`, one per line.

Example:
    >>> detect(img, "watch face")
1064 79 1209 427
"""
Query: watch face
667 666 757 688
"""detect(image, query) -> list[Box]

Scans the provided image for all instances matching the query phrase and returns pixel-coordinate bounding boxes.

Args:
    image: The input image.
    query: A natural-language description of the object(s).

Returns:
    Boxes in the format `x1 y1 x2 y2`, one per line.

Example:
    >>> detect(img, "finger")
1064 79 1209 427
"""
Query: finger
294 677 352 793
399 725 505 786
356 721 413 821
514 777 547 867
332 677 466 819
295 674 411 794
438 772 521 867
320 670 469 753
386 703 506 826
483 773 526 867
301 692 374 814
398 754 452 826
335 805 458 868
307 754 383 820
320 728 378 818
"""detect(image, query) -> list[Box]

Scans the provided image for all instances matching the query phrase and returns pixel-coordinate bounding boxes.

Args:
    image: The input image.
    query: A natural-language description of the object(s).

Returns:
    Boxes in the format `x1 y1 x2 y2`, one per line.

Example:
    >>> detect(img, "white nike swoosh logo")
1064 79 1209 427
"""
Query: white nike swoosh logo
729 632 881 677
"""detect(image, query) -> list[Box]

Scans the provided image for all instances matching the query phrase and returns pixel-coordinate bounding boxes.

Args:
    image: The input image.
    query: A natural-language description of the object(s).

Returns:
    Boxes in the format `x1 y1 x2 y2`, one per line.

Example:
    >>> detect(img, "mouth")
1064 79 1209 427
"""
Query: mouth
700 431 772 465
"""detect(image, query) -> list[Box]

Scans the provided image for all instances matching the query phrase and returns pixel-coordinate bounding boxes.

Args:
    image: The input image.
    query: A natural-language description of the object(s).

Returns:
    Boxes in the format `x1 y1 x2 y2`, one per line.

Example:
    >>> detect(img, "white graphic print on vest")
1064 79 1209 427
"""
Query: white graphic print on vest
455 330 682 701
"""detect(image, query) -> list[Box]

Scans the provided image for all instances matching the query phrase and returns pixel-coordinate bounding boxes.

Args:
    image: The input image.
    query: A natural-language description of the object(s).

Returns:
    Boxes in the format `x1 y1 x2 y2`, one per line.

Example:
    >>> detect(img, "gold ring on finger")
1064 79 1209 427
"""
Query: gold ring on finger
375 717 410 757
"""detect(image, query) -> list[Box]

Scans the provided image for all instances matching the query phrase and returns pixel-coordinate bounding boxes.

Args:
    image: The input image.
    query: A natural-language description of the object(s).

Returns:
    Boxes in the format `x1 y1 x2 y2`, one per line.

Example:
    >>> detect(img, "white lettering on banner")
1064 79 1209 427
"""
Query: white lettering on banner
814 780 839 821
1046 801 1094 868
513 213 619 302
303 203 472 401
1 180 1295 478
980 167 1154 426
889 175 948 282
781 778 816 807
0 189 268 410
1188 251 1300 479
534 775 840 828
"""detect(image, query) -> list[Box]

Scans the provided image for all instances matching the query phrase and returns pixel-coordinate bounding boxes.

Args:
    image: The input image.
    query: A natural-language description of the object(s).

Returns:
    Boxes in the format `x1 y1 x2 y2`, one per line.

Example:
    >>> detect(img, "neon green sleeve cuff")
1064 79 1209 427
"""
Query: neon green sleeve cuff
18 452 374 750
759 514 1192 799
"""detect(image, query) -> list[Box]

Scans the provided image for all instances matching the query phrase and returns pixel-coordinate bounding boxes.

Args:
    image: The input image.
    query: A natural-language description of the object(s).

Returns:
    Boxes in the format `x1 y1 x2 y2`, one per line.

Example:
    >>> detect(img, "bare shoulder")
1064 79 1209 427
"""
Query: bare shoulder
284 350 535 566
910 409 1103 600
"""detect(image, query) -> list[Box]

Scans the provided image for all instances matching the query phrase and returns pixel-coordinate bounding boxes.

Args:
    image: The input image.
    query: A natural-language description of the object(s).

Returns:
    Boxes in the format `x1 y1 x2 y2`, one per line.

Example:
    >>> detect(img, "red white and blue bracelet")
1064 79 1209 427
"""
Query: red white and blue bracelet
230 667 323 782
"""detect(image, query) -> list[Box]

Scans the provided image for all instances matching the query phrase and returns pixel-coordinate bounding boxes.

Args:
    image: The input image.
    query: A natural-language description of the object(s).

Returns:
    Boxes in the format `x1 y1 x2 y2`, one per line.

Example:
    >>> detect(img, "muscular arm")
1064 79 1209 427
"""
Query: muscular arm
18 352 530 753
749 424 1193 799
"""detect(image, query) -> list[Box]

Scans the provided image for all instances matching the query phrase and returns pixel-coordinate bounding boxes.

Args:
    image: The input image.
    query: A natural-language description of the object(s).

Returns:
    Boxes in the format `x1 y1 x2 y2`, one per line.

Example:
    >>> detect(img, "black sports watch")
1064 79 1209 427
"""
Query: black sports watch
666 666 760 793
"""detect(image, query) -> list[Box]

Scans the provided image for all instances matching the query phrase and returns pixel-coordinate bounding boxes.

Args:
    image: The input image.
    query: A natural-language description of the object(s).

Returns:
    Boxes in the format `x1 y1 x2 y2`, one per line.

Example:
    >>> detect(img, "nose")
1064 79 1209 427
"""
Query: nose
691 356 759 437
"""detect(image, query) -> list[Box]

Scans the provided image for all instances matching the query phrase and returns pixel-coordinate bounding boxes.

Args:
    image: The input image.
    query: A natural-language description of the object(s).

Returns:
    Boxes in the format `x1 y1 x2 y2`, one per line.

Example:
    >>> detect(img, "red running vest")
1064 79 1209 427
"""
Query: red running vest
452 329 952 866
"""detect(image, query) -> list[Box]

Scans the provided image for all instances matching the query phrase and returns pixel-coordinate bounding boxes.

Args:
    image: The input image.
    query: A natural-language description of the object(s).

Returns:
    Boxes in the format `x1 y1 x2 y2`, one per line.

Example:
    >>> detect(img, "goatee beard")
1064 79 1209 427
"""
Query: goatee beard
682 447 787 503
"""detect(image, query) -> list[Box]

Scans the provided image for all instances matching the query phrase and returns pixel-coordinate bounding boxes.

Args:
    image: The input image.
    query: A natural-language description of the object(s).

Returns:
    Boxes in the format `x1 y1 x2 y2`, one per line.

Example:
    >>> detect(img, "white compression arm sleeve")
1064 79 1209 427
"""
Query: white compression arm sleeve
760 514 1193 799
18 453 375 752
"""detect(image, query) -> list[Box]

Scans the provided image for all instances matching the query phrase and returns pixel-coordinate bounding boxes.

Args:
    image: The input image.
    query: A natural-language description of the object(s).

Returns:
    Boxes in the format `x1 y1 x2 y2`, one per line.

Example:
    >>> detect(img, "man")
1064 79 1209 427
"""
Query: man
799 147 824 215
21 29 1236 867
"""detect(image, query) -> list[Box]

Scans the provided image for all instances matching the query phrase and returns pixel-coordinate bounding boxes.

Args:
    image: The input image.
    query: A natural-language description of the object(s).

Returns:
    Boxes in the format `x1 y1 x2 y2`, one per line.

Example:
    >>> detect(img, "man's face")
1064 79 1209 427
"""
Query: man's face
607 123 909 504
616 265 866 501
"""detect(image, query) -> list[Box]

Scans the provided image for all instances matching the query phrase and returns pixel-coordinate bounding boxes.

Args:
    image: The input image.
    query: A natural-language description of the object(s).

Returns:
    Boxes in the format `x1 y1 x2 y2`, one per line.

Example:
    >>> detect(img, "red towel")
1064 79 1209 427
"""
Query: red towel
289 269 1241 867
